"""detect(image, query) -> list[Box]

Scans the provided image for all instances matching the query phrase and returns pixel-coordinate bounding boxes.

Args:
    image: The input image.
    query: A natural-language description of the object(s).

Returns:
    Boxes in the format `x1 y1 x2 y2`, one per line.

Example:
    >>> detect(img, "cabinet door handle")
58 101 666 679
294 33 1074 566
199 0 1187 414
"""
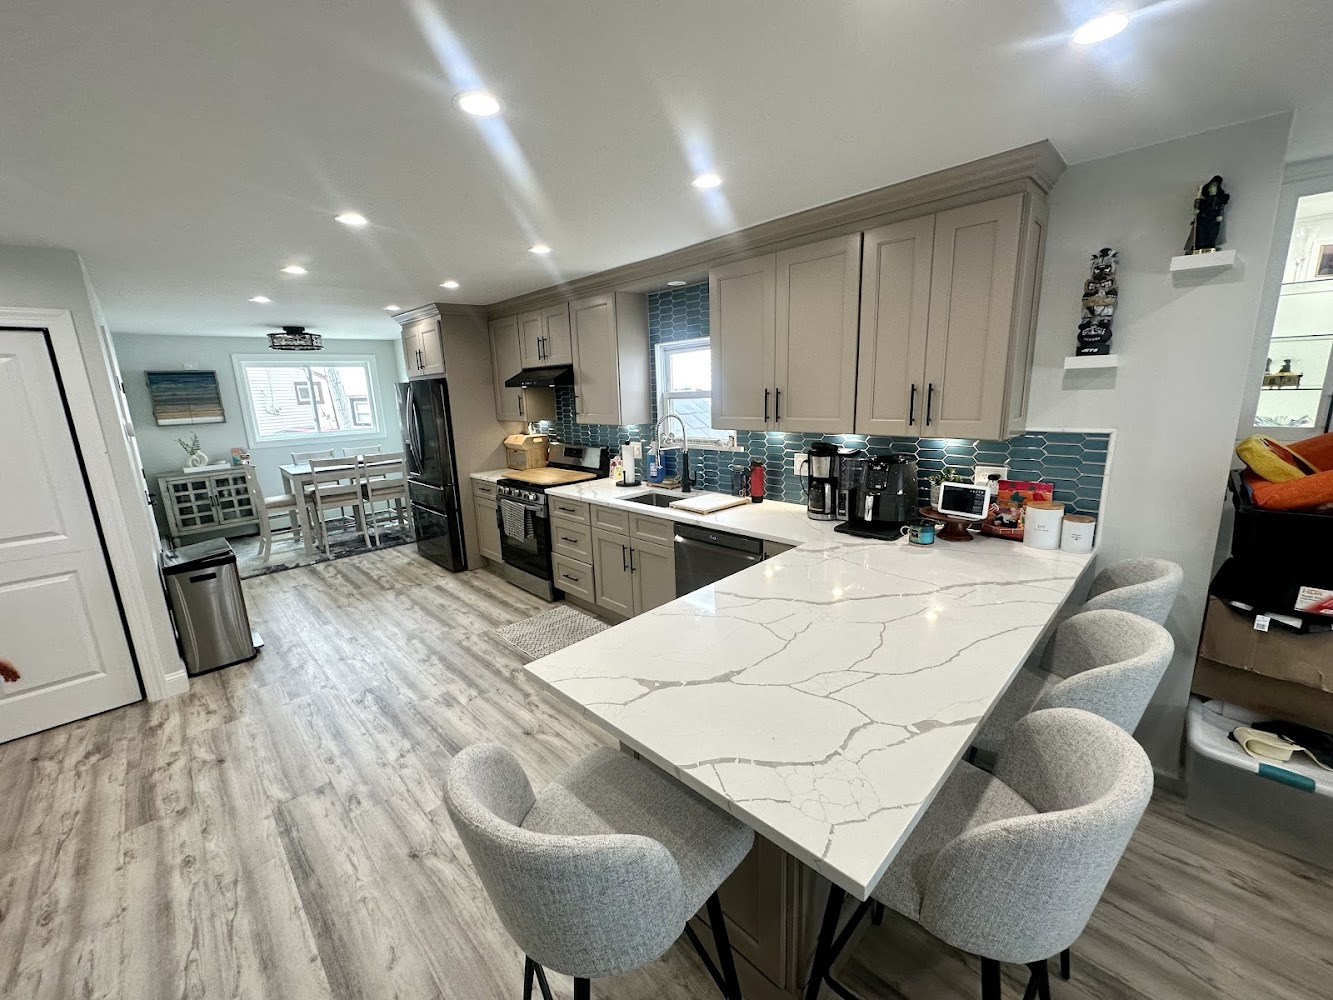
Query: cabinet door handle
775 387 782 422
764 388 770 422
629 546 636 572
926 383 935 426
560 535 579 543
540 335 547 360
908 383 917 426
518 393 524 417
621 544 628 572
561 572 580 583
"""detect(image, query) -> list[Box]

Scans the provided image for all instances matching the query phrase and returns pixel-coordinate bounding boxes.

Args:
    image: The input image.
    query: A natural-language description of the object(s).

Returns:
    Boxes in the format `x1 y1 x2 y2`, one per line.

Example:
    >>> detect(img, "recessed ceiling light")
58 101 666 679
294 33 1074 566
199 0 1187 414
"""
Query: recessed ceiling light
281 265 308 275
440 279 460 289
666 280 687 287
335 211 368 227
383 304 400 311
528 243 552 255
692 172 723 190
249 295 271 303
454 91 502 117
1072 13 1129 45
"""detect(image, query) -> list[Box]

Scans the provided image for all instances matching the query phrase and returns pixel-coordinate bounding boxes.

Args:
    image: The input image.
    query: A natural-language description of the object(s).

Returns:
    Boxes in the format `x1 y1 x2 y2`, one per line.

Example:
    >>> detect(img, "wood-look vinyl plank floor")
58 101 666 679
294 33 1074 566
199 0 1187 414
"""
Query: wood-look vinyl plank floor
1 543 1329 1000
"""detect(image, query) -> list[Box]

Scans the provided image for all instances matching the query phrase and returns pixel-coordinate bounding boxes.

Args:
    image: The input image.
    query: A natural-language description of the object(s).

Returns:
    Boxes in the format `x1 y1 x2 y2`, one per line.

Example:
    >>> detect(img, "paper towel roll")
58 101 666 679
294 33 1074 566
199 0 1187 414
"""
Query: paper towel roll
1061 514 1096 554
1023 501 1066 550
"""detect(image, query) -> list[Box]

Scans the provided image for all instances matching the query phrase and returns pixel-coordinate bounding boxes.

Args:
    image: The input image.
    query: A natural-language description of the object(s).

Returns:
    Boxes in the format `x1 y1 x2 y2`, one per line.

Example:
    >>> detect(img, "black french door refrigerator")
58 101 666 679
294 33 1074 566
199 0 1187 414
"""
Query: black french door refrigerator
397 377 466 571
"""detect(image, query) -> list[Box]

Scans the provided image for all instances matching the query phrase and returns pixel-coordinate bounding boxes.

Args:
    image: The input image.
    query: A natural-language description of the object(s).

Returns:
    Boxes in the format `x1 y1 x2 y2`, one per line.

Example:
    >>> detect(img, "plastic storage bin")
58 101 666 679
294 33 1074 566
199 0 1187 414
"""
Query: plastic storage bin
1185 696 1333 871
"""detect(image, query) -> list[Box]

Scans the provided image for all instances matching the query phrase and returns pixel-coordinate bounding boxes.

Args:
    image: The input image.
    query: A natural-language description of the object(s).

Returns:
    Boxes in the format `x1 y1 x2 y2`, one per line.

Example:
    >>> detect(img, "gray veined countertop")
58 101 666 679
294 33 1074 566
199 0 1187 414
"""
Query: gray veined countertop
523 495 1094 898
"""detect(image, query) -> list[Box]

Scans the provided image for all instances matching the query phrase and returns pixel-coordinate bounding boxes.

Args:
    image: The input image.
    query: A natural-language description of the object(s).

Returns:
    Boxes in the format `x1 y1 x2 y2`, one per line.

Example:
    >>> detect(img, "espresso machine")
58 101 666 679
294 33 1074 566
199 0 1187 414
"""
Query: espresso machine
805 442 839 520
835 453 919 539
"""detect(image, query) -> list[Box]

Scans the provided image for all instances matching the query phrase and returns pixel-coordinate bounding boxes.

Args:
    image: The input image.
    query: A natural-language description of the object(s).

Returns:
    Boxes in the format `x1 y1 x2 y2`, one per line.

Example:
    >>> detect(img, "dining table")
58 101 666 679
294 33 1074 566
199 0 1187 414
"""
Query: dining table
523 489 1095 997
279 456 400 555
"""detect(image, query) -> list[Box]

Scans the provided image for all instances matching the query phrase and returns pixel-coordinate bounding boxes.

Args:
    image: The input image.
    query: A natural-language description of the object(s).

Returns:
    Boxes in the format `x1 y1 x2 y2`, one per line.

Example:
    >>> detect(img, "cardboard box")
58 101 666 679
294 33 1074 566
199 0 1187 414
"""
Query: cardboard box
1192 596 1333 732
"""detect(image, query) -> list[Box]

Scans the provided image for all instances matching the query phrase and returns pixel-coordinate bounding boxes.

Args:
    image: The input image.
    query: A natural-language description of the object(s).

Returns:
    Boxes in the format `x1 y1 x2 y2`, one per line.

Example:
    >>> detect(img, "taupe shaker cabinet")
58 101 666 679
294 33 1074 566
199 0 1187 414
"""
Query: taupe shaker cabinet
519 303 574 367
569 291 650 426
488 314 524 421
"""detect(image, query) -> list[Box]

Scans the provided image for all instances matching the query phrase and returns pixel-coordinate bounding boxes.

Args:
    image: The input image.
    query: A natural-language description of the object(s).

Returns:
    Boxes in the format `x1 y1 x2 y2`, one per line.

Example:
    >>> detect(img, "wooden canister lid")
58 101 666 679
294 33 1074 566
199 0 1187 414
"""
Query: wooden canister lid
1064 514 1095 523
1027 500 1065 510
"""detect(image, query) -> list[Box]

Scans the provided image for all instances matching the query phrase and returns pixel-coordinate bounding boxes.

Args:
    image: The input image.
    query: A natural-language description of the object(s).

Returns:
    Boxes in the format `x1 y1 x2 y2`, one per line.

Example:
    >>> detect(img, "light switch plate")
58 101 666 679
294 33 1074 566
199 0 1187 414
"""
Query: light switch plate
630 441 643 460
973 464 1009 485
793 454 809 477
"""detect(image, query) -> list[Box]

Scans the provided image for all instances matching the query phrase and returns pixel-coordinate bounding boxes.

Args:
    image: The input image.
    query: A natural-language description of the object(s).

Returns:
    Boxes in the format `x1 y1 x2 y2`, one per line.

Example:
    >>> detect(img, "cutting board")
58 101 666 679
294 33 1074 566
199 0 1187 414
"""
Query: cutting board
668 493 751 515
504 468 597 486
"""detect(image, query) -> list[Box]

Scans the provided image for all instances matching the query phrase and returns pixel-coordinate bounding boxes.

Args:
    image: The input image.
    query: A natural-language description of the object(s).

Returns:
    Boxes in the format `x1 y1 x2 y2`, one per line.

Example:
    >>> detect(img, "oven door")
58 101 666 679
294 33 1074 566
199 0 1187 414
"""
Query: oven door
498 498 552 580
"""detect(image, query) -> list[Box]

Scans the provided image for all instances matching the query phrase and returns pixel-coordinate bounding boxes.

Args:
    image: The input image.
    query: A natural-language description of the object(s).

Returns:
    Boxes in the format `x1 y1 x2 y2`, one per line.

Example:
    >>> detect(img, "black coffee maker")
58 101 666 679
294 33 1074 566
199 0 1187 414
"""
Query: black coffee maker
834 454 919 539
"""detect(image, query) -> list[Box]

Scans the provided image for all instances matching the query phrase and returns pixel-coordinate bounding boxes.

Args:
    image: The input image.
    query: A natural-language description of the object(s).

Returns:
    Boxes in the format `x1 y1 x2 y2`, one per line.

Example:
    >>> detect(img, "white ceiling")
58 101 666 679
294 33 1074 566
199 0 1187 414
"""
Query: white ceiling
4 0 1333 341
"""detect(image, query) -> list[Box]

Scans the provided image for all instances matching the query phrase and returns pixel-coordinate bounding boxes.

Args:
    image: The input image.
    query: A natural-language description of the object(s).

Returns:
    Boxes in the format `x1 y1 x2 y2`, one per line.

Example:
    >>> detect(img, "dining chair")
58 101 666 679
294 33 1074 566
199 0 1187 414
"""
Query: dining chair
445 743 754 1000
805 708 1153 1000
969 609 1174 760
240 462 301 563
305 456 370 554
359 451 412 543
291 448 336 464
342 444 382 457
1078 557 1183 625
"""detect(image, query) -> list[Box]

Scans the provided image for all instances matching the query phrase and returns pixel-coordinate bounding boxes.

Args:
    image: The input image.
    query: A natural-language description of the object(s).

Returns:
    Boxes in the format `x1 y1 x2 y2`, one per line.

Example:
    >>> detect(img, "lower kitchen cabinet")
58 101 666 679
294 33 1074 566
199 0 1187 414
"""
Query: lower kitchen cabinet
552 554 594 603
630 537 675 614
473 497 502 563
592 528 635 617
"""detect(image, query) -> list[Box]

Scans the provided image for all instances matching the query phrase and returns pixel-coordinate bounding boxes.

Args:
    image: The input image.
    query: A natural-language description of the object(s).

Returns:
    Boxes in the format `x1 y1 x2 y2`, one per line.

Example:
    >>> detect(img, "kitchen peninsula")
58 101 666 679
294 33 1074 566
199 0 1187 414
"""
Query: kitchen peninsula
525 480 1094 998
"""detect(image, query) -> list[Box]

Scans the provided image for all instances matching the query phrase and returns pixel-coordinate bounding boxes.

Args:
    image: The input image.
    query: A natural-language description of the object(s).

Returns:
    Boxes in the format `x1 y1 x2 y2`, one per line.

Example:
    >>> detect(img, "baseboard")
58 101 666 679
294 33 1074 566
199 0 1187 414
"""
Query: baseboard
1153 766 1187 798
157 668 190 700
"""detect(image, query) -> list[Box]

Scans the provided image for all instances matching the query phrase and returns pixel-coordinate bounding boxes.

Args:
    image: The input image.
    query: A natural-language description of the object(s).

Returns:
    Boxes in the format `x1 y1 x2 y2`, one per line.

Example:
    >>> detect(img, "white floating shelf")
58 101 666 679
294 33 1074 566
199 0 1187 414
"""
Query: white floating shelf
1170 249 1238 272
1064 354 1120 370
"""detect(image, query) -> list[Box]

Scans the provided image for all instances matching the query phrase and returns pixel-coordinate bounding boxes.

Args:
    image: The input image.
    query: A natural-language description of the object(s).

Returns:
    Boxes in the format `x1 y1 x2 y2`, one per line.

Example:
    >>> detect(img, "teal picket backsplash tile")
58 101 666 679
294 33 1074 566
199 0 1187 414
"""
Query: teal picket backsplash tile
537 283 1111 515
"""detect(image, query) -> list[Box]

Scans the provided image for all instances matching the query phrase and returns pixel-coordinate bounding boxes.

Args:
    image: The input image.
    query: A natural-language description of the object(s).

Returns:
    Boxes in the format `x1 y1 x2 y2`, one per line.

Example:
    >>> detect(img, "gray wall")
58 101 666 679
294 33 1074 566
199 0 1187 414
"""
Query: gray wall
112 332 405 502
1027 113 1293 775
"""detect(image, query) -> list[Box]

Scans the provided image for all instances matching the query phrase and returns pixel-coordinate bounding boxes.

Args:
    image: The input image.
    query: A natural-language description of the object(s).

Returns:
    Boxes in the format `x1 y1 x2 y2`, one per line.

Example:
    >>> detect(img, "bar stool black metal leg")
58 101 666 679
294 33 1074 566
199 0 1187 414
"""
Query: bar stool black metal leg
1060 948 1072 980
573 977 591 1000
980 957 1002 1000
705 892 744 1000
804 886 846 1000
870 901 884 926
523 958 534 1000
1024 960 1051 1000
532 961 554 1000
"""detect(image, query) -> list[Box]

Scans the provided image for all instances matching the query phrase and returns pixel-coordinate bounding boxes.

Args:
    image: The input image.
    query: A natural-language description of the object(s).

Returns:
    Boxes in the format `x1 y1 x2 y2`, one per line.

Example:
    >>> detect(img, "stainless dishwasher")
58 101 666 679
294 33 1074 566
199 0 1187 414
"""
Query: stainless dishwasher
674 523 765 594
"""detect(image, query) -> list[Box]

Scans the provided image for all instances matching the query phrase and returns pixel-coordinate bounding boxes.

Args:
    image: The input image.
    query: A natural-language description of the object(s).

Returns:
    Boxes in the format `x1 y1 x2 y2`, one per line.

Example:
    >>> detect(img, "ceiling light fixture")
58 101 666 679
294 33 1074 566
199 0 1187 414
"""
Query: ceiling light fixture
528 243 552 255
440 279 460 289
1072 12 1129 45
454 91 502 117
248 295 271 303
335 211 368 227
281 265 308 275
383 304 400 312
692 172 723 190
267 325 323 352
666 280 687 287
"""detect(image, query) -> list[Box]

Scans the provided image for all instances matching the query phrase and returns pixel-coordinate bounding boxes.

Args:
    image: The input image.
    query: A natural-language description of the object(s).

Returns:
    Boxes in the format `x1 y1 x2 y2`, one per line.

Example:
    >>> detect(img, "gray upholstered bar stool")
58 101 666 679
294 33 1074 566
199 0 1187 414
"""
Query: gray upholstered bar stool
1078 557 1183 624
445 743 755 1000
806 709 1154 1000
969 608 1174 761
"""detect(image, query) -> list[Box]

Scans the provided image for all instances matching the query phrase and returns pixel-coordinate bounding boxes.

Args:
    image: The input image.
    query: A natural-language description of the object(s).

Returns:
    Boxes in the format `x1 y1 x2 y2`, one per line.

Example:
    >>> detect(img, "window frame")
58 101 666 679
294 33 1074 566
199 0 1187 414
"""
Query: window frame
654 337 739 451
231 353 384 447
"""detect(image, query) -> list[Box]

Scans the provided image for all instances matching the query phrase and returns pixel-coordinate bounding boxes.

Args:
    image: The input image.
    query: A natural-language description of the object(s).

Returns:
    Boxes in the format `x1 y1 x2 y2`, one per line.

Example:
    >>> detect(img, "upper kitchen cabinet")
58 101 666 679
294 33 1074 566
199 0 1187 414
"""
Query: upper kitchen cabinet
710 235 860 433
855 193 1044 439
488 315 524 422
519 303 574 368
399 314 445 379
569 292 650 426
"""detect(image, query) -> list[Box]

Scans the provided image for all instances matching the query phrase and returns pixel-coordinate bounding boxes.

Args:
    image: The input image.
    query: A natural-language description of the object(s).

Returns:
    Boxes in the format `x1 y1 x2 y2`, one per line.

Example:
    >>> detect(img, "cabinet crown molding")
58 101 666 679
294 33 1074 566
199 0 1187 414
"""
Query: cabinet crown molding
486 140 1065 318
392 302 487 327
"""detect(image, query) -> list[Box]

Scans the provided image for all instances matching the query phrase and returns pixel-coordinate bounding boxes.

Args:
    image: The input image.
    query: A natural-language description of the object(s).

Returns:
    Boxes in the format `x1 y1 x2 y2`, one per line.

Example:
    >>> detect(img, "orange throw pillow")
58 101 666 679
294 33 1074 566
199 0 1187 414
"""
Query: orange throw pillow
1290 431 1333 474
1245 468 1333 512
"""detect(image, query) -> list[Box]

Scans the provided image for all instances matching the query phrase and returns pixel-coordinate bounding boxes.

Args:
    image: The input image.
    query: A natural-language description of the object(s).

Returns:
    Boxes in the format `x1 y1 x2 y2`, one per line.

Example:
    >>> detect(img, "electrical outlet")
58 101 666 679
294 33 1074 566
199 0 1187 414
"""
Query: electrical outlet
973 464 1009 485
793 454 809 477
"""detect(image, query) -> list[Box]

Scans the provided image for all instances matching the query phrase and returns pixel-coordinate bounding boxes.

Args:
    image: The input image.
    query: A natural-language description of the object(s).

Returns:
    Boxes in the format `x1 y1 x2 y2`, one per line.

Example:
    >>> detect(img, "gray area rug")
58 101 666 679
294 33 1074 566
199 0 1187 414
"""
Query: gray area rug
496 605 610 660
233 529 412 580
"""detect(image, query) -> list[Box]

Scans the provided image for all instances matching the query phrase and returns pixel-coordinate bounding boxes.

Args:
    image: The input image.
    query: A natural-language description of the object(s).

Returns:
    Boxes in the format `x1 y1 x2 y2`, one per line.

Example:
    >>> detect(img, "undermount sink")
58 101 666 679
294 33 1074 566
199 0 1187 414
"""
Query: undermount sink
627 492 681 508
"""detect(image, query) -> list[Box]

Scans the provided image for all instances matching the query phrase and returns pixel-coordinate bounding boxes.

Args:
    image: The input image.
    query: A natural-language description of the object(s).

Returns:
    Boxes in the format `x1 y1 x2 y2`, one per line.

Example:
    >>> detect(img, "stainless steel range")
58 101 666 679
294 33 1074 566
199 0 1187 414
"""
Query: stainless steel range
496 443 607 600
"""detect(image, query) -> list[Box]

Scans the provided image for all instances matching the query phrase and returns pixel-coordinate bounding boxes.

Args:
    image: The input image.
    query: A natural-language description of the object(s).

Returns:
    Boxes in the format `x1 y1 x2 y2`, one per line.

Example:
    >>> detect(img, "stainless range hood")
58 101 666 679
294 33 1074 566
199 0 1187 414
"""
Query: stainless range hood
504 364 574 388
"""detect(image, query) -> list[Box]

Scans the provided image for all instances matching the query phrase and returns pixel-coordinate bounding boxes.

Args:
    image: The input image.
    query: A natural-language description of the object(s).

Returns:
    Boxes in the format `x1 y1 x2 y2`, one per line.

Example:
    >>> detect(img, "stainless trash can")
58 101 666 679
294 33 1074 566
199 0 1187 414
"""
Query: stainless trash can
162 538 258 675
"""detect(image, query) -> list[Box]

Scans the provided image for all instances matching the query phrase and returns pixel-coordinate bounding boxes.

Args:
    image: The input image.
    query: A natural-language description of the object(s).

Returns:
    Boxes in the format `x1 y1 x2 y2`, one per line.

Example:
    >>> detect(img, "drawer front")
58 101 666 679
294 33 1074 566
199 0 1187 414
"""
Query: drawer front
551 517 593 562
630 513 675 546
591 505 629 535
552 555 594 602
472 479 498 500
550 497 590 524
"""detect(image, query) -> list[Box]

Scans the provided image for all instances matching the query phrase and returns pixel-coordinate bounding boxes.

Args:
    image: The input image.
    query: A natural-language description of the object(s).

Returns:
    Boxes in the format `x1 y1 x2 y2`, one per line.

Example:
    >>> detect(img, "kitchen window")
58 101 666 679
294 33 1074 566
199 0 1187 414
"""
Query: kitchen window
233 354 381 444
655 338 737 450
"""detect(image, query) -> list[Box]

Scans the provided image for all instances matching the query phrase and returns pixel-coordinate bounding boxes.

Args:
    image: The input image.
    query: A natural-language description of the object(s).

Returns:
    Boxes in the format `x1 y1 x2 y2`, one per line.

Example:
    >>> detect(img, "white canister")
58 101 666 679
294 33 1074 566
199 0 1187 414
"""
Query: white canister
1023 500 1066 550
1061 514 1096 554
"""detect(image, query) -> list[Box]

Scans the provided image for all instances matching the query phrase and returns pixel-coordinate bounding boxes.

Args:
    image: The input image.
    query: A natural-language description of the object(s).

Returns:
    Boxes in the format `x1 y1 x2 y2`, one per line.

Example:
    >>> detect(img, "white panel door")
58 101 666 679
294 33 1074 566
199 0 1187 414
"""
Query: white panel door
0 329 141 743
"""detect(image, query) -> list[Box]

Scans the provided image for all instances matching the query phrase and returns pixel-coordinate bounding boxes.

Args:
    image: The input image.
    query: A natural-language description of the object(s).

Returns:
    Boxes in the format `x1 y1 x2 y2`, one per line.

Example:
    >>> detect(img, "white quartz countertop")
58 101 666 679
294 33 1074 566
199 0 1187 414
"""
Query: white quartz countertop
470 469 509 484
523 494 1094 898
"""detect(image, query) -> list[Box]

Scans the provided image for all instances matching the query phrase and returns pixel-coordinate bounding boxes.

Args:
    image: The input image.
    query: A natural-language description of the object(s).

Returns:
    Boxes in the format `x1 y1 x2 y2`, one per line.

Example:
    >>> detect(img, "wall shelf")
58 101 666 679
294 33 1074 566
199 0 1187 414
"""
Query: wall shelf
1064 354 1120 370
1170 248 1238 273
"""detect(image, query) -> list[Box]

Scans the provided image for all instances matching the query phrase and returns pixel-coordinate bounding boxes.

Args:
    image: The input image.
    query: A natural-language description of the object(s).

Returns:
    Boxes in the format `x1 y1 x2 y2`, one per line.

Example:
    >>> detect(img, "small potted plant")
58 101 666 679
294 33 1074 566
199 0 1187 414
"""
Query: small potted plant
178 433 210 471
929 466 968 510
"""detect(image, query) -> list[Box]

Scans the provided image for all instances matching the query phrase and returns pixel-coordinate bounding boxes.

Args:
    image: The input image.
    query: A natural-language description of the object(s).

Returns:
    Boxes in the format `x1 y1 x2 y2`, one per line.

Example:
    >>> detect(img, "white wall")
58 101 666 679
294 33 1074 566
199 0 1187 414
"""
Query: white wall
0 245 185 698
112 332 406 506
1028 114 1293 774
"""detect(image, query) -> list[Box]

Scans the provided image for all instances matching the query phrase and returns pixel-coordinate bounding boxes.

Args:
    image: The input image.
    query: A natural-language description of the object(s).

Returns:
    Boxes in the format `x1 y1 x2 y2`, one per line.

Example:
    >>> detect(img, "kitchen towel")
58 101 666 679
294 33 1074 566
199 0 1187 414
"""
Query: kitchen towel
499 498 532 541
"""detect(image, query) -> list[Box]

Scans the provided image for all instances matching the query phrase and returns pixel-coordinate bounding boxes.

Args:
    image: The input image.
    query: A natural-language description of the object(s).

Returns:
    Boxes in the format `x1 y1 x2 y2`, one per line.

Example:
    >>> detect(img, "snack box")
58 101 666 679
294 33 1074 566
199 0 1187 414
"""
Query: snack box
978 479 1053 540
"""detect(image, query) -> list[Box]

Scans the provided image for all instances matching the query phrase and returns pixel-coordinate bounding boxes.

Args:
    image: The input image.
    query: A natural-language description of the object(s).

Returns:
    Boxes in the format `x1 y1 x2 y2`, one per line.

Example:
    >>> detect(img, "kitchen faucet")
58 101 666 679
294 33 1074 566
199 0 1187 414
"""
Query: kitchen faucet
653 414 694 493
